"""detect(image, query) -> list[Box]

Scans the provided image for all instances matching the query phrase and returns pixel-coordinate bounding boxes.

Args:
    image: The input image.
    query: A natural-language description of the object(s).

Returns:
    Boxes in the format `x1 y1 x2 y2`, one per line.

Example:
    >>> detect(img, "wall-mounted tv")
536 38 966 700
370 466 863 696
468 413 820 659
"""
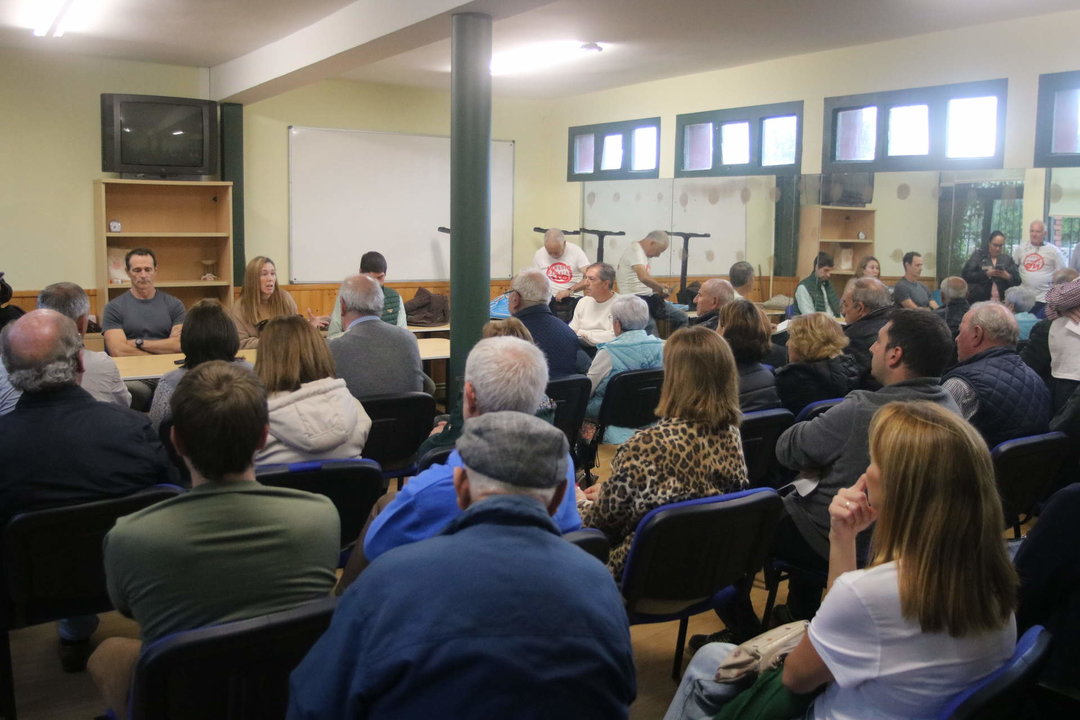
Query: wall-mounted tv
101 94 218 177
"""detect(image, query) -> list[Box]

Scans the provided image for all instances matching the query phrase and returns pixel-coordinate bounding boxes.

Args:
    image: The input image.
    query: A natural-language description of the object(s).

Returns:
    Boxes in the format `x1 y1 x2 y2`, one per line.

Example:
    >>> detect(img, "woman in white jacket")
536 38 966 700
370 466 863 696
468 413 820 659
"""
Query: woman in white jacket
254 316 371 465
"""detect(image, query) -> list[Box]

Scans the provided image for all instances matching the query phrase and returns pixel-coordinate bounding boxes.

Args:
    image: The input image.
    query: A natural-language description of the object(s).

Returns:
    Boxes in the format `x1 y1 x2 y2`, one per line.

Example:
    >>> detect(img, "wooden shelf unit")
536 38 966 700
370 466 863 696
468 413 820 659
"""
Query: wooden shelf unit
798 205 876 280
93 180 233 317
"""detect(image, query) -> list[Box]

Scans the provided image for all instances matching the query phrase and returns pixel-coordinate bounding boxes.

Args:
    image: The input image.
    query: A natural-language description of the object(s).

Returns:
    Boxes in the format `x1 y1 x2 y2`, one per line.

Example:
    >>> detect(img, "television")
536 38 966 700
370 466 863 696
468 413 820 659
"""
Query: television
800 172 874 207
101 94 218 177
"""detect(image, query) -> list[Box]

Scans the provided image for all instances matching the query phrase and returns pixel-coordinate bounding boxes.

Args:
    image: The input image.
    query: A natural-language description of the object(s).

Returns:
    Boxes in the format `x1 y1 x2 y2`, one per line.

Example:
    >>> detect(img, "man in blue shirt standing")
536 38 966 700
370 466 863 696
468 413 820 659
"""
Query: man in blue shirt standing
288 412 635 720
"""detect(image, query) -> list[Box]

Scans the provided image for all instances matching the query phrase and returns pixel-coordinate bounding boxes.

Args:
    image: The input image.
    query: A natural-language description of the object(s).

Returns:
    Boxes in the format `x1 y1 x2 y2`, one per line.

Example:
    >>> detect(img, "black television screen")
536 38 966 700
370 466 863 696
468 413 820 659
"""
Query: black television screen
101 94 218 176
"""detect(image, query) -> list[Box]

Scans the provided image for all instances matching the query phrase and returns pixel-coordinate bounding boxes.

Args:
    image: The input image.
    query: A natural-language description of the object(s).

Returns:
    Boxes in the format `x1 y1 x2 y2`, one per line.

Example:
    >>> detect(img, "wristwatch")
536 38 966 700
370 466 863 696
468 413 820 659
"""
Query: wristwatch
135 338 144 350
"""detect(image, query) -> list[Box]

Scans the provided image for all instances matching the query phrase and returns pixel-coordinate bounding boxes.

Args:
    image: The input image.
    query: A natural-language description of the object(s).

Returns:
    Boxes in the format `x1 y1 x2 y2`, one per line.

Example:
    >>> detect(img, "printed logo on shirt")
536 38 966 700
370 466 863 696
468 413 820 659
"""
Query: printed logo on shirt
546 262 573 285
1023 253 1045 272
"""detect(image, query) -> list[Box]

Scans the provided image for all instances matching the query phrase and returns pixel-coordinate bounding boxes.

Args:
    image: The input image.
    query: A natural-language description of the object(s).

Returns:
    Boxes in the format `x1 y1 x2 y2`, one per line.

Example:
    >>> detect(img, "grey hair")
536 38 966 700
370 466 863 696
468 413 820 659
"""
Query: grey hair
700 278 735 306
968 301 1018 346
939 276 968 303
510 268 551 306
729 261 754 288
1 313 81 392
1052 268 1079 285
543 228 565 246
340 274 384 316
37 282 90 322
589 262 616 288
1003 286 1035 313
850 277 892 311
611 294 650 331
462 466 558 505
464 336 548 414
645 230 670 247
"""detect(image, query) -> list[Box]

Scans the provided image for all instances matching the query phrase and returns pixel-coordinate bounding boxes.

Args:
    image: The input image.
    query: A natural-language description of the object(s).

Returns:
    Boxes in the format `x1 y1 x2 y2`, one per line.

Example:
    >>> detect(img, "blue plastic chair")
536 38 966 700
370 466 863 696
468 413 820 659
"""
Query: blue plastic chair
793 397 844 423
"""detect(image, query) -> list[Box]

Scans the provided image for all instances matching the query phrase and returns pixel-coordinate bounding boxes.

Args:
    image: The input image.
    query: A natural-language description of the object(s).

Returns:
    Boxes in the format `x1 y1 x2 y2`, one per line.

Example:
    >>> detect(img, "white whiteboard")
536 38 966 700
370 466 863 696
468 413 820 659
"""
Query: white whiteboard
288 126 514 282
583 178 747 277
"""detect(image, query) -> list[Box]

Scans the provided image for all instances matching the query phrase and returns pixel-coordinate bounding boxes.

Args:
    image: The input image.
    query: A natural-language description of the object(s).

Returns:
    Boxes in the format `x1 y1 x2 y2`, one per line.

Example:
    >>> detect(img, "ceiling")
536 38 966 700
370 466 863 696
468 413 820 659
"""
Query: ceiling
2 0 1077 101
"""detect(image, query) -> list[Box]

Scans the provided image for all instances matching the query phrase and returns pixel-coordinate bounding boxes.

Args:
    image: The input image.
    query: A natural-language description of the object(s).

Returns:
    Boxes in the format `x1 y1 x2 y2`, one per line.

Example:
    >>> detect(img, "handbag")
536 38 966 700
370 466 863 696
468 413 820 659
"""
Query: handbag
713 665 820 720
714 620 808 683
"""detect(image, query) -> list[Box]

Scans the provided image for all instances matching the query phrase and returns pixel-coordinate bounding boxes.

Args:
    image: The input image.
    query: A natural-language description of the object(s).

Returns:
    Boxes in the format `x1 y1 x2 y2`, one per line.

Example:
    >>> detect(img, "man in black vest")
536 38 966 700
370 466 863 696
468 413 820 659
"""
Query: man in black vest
943 302 1050 447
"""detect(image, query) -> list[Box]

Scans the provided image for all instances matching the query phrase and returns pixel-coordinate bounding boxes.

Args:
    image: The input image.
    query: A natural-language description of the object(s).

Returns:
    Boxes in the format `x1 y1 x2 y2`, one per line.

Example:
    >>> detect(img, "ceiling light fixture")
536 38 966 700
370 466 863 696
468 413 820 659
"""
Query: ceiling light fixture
489 40 607 76
33 0 77 38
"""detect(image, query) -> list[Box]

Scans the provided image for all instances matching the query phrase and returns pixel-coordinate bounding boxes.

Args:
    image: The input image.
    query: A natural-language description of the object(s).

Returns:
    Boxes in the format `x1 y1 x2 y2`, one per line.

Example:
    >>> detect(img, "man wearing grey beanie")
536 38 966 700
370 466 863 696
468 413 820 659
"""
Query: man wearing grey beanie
289 412 636 719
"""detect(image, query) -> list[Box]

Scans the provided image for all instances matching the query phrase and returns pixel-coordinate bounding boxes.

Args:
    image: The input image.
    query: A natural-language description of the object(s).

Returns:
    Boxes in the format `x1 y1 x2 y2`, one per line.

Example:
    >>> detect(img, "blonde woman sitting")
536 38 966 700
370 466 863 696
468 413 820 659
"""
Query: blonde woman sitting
774 313 861 415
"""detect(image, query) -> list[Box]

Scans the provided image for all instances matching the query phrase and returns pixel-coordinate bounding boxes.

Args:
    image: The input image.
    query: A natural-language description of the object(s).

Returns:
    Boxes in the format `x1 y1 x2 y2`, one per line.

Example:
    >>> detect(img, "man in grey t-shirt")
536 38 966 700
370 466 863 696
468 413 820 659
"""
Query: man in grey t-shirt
102 248 185 357
892 251 938 310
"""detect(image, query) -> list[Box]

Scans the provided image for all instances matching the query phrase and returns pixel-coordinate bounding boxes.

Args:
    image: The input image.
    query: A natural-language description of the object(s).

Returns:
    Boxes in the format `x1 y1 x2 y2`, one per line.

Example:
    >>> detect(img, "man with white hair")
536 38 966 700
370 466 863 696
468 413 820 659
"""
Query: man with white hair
943 302 1050 447
534 228 591 321
340 337 582 588
329 274 425 400
616 230 688 335
509 267 581 377
289 412 635 719
688 278 735 331
934 276 970 337
0 310 176 670
1014 220 1066 314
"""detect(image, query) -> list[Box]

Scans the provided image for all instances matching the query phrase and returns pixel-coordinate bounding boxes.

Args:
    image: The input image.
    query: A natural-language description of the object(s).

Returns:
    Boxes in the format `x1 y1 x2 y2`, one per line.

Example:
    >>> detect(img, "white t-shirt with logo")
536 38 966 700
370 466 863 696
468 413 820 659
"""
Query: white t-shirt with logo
533 243 590 296
1014 242 1066 302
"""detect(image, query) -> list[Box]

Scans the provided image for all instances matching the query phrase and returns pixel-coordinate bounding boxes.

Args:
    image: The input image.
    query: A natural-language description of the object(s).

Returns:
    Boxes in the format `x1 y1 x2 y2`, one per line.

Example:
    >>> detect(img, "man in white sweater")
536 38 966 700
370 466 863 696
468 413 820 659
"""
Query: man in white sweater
570 263 618 351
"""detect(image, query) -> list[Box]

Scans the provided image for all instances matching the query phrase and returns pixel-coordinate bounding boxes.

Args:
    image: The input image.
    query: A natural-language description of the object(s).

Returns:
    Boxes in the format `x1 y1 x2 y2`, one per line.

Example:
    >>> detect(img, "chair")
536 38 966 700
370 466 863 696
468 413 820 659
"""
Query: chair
793 397 844 423
620 489 783 680
360 392 437 486
416 446 454 474
127 596 337 720
545 373 591 449
583 368 664 483
255 459 387 553
991 432 1072 537
157 418 191 488
761 558 828 629
563 528 610 564
0 486 185 720
937 625 1052 720
738 408 794 488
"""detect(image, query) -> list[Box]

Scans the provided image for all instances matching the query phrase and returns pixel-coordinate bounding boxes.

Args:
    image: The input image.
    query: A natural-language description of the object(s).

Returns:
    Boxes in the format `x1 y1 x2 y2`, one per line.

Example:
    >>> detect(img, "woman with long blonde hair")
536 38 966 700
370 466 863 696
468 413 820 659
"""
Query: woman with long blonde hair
231 256 300 348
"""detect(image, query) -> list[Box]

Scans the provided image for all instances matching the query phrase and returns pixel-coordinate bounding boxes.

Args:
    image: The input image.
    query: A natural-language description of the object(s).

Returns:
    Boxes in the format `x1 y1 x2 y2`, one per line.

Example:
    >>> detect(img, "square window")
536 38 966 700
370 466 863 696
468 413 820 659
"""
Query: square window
632 126 658 171
835 107 877 162
683 122 713 171
946 96 997 158
887 104 929 156
573 134 594 174
601 133 623 170
761 115 797 166
720 122 750 165
1051 88 1080 154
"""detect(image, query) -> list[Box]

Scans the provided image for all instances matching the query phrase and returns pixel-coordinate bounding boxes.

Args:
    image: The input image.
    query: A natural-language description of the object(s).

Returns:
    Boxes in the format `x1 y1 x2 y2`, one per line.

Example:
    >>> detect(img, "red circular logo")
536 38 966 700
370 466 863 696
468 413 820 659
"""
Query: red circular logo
546 262 573 284
1023 253 1045 272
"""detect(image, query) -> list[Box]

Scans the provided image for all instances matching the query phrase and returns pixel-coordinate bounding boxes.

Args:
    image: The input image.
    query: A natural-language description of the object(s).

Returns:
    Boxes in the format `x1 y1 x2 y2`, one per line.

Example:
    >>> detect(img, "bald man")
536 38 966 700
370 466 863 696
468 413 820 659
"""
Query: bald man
1014 220 1066 314
534 228 591 322
689 278 735 331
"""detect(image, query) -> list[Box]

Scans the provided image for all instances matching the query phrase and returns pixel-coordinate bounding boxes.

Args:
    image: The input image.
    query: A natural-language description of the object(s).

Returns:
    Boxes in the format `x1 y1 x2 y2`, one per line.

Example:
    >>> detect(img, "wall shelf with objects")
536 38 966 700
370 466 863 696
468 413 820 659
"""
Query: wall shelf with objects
797 205 876 281
93 180 234 317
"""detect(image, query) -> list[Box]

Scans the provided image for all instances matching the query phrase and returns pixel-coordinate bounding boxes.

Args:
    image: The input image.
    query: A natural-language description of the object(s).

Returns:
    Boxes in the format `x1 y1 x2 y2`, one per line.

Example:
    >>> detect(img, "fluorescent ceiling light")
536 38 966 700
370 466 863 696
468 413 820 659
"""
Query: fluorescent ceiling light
489 41 606 76
32 0 76 37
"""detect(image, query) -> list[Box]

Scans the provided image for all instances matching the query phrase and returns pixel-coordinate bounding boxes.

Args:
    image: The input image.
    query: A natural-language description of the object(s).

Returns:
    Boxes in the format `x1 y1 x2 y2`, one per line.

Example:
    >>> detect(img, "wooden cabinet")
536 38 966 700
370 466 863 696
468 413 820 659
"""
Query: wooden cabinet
93 180 233 317
797 205 876 282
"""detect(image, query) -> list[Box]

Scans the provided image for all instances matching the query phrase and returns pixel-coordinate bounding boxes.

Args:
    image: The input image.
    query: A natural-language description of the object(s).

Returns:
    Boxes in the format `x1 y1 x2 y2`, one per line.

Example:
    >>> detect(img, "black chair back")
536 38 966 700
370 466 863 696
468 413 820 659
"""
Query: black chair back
545 374 592 448
563 528 611 564
360 392 436 476
991 431 1072 536
597 368 664 434
793 397 844 423
416 446 454 474
255 459 387 551
128 596 337 720
158 419 191 488
939 625 1052 720
739 409 795 488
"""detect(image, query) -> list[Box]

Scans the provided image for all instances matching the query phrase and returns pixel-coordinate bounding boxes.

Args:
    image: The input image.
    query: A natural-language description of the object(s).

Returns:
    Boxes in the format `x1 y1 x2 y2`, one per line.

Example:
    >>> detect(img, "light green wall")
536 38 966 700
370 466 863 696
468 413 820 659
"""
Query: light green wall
0 47 204 290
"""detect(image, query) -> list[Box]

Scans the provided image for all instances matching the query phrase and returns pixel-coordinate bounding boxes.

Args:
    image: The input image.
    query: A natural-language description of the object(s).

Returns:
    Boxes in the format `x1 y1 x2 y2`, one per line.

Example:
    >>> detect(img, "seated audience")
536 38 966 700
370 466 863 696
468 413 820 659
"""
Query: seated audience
943 302 1049 447
535 227 591 322
148 299 246 432
728 261 755 299
570 262 618 351
688 278 734 331
0 310 176 671
839 277 892 387
326 251 408 336
774 313 860 415
329 274 425 399
795 251 841 318
338 337 582 591
719 299 781 412
230 255 316 348
585 295 664 443
669 402 1017 720
934 276 969 337
616 230 687 334
1004 286 1039 340
962 230 1020 302
893 250 938 310
509 267 581 377
289 413 636 719
1020 268 1079 383
254 315 371 465
854 255 881 279
774 310 957 619
578 326 748 580
1042 268 1080 411
89 361 339 718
